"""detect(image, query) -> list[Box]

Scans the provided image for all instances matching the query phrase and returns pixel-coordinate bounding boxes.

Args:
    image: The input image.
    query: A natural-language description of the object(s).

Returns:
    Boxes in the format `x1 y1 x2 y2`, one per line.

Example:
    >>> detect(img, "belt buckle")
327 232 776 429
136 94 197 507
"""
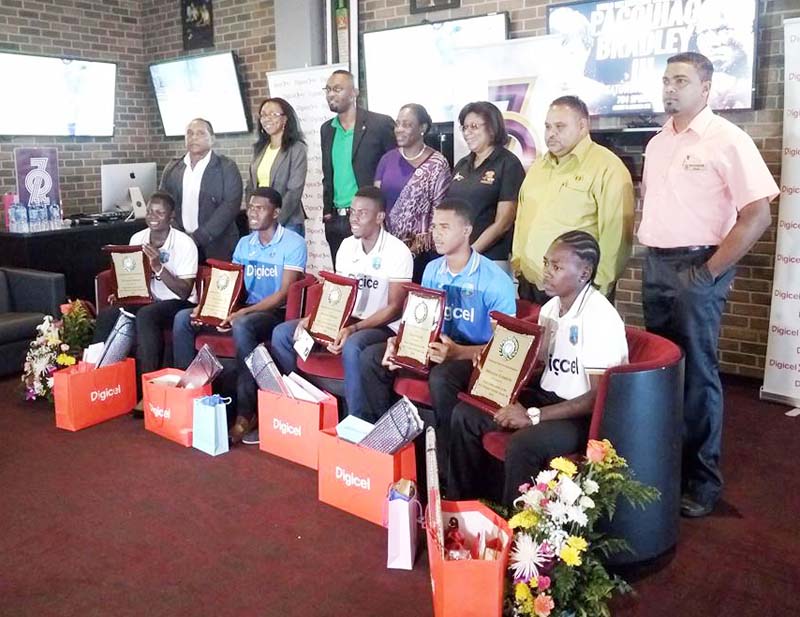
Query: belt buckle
337 208 348 216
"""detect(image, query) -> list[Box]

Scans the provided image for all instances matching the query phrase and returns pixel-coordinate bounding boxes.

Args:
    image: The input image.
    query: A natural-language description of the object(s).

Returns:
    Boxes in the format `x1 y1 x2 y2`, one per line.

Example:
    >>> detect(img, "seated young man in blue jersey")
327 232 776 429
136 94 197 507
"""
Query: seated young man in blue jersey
172 187 306 444
270 186 413 419
448 231 628 506
359 197 516 473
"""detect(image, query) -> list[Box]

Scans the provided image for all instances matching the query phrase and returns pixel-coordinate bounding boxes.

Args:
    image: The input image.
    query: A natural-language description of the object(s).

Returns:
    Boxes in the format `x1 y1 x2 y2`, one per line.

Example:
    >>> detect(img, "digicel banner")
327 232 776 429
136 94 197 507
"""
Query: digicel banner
761 18 800 407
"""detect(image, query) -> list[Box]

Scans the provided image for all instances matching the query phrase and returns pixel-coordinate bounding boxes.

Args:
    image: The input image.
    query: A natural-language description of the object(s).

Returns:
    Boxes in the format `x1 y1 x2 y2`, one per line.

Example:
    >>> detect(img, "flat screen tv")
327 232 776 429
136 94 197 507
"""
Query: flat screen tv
149 51 250 137
546 0 758 115
364 13 509 123
0 52 117 137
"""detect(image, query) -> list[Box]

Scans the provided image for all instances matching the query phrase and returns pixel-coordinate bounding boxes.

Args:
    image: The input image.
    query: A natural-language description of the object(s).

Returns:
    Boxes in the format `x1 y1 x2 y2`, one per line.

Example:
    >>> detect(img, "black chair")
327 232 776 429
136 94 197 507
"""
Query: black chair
0 267 66 377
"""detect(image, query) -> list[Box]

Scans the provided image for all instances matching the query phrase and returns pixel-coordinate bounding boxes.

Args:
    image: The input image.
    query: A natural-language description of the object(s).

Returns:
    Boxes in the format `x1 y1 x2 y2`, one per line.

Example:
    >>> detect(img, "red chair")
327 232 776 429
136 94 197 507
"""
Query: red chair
479 326 684 564
393 298 540 409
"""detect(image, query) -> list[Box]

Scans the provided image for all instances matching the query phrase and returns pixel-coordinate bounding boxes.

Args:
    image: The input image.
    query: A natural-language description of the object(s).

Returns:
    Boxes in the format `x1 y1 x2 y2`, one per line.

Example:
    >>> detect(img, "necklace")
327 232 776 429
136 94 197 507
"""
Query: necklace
400 144 426 161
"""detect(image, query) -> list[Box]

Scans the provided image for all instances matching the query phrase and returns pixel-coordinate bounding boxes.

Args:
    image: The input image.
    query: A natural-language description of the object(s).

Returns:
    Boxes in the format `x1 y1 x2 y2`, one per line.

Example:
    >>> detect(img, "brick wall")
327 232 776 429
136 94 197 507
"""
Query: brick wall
358 0 796 378
0 0 275 213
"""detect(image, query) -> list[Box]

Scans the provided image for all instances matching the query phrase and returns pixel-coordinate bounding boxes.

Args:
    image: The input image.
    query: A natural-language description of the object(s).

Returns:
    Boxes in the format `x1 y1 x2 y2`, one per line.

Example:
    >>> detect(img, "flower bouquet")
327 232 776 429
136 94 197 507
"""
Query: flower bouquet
506 440 659 617
22 300 95 401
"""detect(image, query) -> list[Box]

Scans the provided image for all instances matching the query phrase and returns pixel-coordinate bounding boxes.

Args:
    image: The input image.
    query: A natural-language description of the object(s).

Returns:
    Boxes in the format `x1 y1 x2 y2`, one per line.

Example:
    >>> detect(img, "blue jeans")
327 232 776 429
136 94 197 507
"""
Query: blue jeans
271 318 393 418
173 308 283 420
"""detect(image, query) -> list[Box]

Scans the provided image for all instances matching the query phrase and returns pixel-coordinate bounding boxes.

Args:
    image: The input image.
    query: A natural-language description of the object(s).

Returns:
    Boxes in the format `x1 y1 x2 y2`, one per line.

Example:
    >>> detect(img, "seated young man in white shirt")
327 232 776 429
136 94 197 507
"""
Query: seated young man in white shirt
92 191 198 409
270 186 413 419
447 231 629 506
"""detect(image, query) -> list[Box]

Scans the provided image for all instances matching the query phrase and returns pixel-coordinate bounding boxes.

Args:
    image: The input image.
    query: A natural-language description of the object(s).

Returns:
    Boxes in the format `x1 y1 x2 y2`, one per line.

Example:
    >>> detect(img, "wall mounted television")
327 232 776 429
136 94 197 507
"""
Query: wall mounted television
149 51 250 137
546 0 758 116
363 13 509 123
0 52 117 137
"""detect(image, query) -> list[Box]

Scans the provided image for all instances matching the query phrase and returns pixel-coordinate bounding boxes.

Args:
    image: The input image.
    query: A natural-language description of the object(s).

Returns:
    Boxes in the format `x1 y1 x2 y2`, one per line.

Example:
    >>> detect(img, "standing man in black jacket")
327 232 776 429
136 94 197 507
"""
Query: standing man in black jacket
320 70 395 261
160 118 244 262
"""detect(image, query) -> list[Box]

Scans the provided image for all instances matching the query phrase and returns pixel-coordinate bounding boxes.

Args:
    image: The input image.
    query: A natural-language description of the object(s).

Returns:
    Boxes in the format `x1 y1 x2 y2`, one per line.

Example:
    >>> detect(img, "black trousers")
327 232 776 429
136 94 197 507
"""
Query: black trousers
447 387 588 507
93 299 193 397
324 214 351 264
359 341 472 475
642 247 734 508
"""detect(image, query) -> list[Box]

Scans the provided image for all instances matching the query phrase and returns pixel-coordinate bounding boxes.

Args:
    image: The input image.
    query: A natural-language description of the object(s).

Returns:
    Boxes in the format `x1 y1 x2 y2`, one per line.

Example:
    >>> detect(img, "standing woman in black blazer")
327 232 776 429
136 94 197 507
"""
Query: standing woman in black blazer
247 98 308 237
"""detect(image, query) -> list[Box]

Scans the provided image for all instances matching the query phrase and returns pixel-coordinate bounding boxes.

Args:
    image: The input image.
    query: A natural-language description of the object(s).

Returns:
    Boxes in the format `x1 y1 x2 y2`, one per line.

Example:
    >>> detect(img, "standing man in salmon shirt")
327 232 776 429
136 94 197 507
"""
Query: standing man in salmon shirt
639 52 779 518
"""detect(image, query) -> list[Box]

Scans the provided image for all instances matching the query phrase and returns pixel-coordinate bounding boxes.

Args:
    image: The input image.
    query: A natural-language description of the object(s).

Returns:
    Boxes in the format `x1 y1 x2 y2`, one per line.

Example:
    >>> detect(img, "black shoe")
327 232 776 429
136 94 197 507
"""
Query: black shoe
680 495 714 518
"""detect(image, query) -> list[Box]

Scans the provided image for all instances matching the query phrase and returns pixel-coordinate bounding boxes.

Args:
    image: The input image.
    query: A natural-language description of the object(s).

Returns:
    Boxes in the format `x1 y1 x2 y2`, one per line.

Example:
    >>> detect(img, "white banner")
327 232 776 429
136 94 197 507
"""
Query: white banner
761 18 800 407
267 63 346 274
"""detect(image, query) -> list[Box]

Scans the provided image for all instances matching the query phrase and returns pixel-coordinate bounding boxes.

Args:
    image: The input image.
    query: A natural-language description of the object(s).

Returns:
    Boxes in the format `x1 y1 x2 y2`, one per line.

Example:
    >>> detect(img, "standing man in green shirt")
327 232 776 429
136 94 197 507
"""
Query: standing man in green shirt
512 96 634 304
320 70 396 261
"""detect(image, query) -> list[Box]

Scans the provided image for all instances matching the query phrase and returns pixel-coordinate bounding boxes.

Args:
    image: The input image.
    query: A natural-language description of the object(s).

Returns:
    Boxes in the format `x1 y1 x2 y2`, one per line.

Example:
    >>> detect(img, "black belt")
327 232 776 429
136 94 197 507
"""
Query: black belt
648 245 716 256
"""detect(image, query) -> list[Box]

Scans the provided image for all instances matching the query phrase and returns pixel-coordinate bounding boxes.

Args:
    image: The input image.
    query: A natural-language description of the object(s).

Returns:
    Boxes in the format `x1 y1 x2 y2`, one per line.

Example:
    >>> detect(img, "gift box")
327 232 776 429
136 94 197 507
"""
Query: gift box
427 500 512 617
257 389 338 470
54 358 137 431
142 368 212 447
317 428 416 526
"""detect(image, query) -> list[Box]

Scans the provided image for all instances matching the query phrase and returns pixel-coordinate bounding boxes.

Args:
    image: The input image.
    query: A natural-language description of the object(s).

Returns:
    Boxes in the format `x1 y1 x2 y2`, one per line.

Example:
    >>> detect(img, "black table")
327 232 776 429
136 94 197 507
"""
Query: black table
0 220 146 302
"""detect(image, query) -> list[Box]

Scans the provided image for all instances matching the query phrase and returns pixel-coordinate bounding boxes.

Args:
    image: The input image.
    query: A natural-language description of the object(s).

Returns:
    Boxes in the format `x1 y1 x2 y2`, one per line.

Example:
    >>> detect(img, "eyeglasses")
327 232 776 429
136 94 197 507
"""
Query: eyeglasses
260 112 284 119
460 122 486 133
322 86 345 94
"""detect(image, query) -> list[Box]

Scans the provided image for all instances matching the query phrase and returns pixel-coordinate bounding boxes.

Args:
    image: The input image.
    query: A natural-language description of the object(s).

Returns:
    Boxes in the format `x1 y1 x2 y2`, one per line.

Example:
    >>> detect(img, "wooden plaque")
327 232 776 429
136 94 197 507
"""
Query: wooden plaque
195 259 244 326
102 244 152 305
307 271 359 345
390 284 446 375
457 311 543 415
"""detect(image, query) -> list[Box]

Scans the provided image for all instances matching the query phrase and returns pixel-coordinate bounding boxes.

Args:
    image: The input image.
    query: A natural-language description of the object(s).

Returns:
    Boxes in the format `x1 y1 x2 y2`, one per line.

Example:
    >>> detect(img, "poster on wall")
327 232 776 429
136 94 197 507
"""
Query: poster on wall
546 0 758 115
182 0 214 50
449 36 564 170
14 148 60 207
761 17 800 408
266 64 347 274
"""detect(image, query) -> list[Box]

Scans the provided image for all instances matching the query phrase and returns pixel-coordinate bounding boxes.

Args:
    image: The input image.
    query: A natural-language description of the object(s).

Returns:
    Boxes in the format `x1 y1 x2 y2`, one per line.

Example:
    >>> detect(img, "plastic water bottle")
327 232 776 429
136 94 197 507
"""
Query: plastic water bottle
12 201 28 233
49 201 62 230
31 202 44 232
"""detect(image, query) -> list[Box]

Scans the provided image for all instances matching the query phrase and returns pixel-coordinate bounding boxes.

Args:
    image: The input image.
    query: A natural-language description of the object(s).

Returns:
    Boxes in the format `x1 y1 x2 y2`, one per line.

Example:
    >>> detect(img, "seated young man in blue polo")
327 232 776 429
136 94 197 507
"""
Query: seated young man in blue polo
172 187 306 444
358 197 516 473
270 186 413 420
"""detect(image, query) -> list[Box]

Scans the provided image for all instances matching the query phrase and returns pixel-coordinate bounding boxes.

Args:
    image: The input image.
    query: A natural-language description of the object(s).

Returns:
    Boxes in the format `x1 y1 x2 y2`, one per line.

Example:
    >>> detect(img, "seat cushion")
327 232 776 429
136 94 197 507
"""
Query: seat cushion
0 312 45 345
393 374 433 407
298 352 345 380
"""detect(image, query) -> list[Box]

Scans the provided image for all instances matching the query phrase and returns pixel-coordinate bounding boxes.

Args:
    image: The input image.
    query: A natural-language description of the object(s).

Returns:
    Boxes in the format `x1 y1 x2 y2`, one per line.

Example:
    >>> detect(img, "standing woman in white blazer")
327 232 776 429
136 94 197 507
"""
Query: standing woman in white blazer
248 97 308 236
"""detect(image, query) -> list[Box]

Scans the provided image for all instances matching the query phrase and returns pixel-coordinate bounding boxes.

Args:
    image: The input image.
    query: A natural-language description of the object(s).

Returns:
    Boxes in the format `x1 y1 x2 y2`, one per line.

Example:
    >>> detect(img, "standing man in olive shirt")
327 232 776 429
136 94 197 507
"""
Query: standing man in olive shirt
512 96 634 304
320 70 396 261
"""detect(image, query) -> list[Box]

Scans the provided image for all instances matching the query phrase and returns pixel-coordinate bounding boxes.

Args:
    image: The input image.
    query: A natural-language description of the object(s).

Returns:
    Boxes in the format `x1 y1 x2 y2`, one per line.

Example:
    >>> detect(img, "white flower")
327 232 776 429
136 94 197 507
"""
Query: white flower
535 469 558 485
547 500 570 524
557 476 583 506
583 479 599 495
579 496 595 510
567 505 588 527
509 534 555 583
513 488 547 513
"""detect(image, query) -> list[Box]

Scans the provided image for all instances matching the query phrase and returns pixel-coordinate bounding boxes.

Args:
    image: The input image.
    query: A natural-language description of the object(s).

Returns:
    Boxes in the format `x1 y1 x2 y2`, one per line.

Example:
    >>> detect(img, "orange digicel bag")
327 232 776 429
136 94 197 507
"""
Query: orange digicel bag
427 500 512 617
257 389 338 470
54 358 137 431
317 428 417 526
142 368 212 447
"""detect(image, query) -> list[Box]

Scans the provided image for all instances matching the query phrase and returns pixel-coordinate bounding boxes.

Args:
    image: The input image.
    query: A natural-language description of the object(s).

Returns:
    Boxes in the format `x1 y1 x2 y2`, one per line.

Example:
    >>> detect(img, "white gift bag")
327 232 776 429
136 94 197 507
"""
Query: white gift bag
386 482 422 570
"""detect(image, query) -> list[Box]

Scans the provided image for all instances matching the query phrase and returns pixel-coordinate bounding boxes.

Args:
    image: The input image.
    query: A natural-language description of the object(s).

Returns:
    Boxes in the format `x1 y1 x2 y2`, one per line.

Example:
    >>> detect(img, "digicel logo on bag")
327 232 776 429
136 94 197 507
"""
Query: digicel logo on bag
149 403 171 419
91 384 122 402
335 466 371 490
273 417 301 436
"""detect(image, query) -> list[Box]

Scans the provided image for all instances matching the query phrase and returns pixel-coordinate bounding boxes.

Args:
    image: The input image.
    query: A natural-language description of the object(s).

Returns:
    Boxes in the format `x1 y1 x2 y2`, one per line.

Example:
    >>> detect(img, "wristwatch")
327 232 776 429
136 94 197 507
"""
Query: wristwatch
526 407 541 426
